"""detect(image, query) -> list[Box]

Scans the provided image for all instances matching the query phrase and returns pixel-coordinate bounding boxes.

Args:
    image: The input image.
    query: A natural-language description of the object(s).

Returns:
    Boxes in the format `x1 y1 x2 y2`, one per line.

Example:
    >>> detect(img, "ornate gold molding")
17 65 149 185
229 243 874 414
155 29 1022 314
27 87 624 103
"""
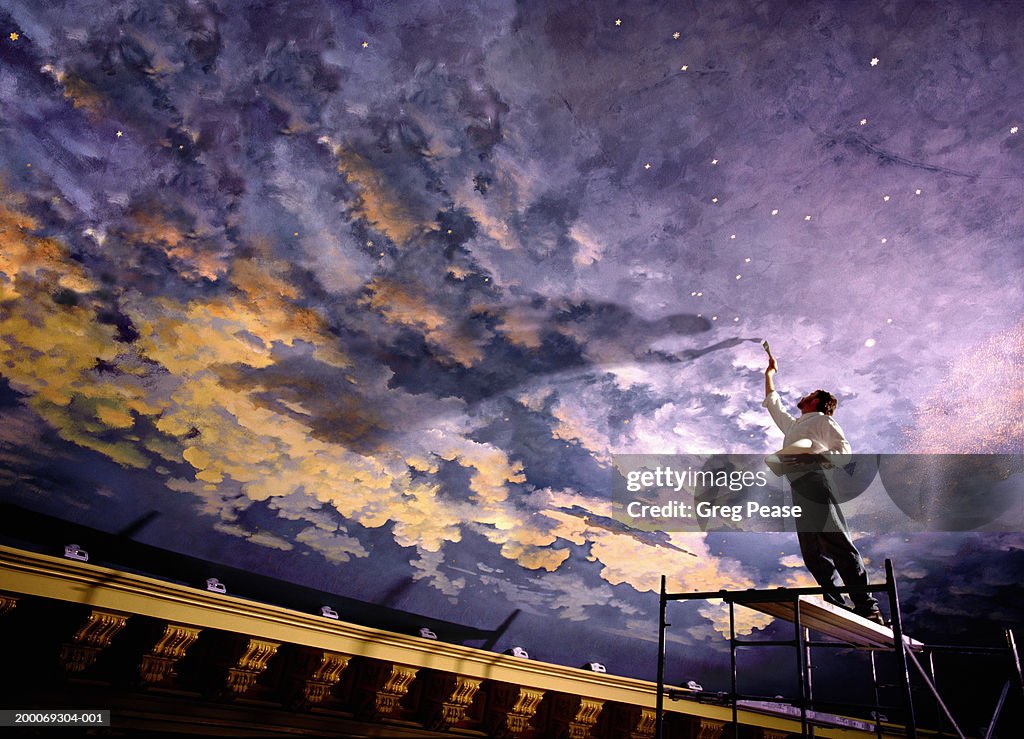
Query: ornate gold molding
761 731 791 739
0 545 668 706
139 623 202 685
287 649 352 709
485 683 546 738
420 671 482 730
223 638 280 697
697 717 726 739
609 705 657 739
1 547 855 735
0 594 18 616
59 608 129 672
549 693 605 739
354 661 419 720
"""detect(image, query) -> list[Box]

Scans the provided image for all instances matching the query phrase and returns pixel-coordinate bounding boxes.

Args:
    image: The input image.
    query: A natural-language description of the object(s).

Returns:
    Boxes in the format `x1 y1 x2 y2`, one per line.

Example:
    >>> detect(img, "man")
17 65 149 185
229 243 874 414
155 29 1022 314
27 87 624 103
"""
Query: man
763 354 884 624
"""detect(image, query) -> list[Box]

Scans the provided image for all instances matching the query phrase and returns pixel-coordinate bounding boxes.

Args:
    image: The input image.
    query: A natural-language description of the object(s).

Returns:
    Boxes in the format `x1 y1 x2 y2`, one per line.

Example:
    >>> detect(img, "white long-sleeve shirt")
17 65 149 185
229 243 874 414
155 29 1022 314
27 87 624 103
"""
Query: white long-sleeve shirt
762 391 852 459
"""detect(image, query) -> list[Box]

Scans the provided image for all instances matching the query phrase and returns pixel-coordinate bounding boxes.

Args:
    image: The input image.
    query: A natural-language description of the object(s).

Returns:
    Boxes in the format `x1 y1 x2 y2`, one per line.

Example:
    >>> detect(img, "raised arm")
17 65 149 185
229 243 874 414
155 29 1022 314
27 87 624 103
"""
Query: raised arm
762 354 796 433
764 354 778 396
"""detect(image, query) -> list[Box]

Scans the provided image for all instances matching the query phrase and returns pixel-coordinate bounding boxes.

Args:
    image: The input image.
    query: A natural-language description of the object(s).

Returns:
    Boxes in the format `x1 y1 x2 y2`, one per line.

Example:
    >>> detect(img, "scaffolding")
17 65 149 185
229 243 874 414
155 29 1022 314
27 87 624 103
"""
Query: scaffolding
655 559 1023 738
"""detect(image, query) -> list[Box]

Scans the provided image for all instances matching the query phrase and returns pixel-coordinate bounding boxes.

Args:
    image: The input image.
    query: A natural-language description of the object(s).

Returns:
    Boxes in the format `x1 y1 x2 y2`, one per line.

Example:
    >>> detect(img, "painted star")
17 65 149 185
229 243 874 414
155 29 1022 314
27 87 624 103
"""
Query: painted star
1012 126 1020 134
860 118 868 125
870 57 879 66
361 41 369 48
116 131 123 138
672 32 681 40
644 163 652 169
680 65 689 71
9 32 18 41
615 19 622 26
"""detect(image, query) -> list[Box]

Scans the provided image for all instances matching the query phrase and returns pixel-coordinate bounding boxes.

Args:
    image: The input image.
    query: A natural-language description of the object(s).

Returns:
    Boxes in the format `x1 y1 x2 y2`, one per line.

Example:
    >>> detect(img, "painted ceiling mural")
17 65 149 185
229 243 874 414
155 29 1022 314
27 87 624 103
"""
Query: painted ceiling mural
1 0 1022 717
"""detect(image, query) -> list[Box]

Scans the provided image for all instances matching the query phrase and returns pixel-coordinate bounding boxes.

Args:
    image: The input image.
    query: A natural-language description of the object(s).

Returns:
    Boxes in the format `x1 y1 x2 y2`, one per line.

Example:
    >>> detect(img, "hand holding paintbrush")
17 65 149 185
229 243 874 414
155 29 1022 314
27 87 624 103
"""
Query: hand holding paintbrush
763 340 778 395
763 340 777 374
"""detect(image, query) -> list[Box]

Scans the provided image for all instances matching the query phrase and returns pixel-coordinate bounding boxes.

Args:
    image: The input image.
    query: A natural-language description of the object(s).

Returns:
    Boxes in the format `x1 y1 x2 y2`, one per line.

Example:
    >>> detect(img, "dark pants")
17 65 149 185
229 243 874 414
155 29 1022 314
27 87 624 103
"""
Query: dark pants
790 471 878 611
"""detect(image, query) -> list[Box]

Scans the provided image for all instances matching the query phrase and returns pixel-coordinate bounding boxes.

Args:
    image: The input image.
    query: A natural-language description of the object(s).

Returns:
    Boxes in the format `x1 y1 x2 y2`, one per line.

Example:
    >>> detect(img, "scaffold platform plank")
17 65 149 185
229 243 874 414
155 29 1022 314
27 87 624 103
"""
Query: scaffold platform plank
736 700 876 732
743 595 924 651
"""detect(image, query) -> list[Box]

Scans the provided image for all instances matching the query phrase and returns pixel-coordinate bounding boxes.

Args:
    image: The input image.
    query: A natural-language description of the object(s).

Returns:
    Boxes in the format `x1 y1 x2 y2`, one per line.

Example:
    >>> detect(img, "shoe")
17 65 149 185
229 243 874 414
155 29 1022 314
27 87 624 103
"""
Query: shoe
855 606 886 625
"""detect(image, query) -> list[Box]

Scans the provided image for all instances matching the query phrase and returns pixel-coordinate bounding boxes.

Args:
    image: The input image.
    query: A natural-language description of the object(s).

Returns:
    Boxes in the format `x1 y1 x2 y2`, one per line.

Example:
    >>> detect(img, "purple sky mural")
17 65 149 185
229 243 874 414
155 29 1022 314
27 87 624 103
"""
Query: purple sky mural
1 0 1022 723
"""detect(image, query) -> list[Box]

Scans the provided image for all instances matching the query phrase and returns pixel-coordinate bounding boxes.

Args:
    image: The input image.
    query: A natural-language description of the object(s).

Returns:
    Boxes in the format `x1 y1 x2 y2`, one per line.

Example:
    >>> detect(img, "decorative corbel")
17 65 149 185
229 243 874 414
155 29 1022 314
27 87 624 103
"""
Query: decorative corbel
222 638 280 698
420 671 482 730
286 648 352 710
548 694 605 739
485 683 546 738
697 717 726 739
353 661 419 720
138 623 202 686
59 609 129 673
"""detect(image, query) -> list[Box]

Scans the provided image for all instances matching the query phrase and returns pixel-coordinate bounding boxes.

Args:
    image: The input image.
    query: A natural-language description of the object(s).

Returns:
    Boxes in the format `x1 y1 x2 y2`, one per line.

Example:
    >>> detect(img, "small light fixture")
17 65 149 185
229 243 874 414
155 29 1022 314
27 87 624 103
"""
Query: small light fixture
584 662 607 673
320 606 339 620
418 627 438 640
64 544 88 562
507 646 530 658
686 680 703 691
206 578 227 594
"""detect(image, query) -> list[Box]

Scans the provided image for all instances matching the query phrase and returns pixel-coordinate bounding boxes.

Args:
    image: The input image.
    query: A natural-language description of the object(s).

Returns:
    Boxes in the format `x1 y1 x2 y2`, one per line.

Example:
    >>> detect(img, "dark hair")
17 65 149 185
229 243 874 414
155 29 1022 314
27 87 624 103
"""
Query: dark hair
813 390 838 416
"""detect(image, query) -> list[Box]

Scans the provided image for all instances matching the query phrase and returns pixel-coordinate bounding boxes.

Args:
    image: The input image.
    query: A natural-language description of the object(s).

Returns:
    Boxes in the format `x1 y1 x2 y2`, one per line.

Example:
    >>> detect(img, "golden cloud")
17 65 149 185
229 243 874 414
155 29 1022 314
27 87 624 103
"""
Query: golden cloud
364 278 447 330
0 198 99 298
495 304 546 349
551 398 612 462
0 197 163 465
128 273 348 377
570 223 606 266
499 542 570 572
423 429 526 504
363 279 486 366
333 148 423 244
40 66 107 117
295 526 369 564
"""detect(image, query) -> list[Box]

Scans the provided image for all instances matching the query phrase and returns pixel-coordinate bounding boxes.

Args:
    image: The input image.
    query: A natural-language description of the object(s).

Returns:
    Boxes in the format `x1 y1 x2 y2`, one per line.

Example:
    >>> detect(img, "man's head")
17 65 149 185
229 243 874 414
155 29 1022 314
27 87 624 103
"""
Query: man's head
797 389 838 416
